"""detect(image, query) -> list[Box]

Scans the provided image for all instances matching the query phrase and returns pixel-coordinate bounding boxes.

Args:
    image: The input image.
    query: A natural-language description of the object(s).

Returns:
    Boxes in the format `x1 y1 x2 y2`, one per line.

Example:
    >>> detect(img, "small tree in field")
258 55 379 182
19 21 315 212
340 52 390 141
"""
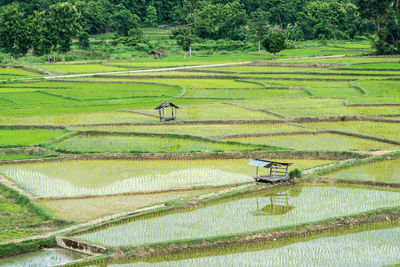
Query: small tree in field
170 27 193 58
262 32 287 59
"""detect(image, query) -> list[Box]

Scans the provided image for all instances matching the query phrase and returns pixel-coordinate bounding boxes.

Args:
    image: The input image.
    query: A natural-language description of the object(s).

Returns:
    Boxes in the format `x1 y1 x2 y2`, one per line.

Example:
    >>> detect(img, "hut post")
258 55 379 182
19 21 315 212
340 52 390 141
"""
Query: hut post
159 110 162 121
256 166 259 177
285 165 289 177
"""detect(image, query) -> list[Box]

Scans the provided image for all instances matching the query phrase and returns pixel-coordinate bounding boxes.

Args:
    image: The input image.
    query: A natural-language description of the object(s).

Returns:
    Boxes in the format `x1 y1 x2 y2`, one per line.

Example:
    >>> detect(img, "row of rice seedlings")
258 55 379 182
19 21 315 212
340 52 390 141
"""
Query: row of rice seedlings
268 105 400 118
76 185 400 246
226 133 400 151
184 88 308 99
0 248 88 267
73 123 306 138
303 121 400 141
0 112 152 125
0 159 333 198
109 226 400 266
327 158 400 183
0 159 254 197
53 135 266 153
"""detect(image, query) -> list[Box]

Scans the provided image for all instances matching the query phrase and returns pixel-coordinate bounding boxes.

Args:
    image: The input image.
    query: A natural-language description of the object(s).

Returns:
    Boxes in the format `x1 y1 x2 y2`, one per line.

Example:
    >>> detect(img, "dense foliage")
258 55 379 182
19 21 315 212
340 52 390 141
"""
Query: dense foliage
0 0 398 56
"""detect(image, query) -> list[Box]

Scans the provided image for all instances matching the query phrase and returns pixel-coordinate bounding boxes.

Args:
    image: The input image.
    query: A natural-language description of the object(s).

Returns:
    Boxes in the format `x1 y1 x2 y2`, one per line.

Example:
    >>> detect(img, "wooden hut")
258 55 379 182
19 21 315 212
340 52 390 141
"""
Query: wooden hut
150 50 167 59
248 159 293 183
154 101 181 121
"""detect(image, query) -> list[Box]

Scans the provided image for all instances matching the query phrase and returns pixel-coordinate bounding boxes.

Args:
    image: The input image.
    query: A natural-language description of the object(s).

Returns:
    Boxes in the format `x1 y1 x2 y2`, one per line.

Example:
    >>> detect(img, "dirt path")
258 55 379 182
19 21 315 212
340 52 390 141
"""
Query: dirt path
0 175 34 200
355 150 400 156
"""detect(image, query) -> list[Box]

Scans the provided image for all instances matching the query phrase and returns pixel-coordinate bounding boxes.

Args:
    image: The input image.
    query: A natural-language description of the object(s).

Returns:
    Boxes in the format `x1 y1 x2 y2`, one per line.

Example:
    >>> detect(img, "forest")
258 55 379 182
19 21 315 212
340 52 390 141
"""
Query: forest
0 0 399 59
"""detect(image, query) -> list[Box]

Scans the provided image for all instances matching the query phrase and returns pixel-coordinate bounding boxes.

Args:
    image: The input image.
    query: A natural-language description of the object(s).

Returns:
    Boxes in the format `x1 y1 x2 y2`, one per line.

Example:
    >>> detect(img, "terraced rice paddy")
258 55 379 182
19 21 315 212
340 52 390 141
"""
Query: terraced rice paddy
73 123 306 138
0 248 88 266
53 135 265 153
327 158 400 183
0 68 41 79
0 129 67 147
302 121 400 141
0 159 333 198
137 103 277 121
227 133 399 151
111 226 400 266
76 185 400 246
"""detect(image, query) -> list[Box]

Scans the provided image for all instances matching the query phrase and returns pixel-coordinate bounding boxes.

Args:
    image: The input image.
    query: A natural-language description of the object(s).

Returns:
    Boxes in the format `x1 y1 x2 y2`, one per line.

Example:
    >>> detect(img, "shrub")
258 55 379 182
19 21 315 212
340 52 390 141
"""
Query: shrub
289 168 302 179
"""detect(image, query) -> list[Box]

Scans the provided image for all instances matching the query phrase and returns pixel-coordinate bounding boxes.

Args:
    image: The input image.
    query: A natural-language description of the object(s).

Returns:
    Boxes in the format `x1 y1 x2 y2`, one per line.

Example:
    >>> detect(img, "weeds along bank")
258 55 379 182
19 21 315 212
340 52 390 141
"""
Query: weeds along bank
0 51 400 265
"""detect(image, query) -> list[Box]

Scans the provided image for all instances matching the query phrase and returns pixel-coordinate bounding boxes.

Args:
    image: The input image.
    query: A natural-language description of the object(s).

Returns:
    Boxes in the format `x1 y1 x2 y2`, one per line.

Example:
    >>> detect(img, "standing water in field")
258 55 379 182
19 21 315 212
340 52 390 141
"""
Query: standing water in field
107 227 400 267
75 185 400 246
328 158 400 183
0 248 88 267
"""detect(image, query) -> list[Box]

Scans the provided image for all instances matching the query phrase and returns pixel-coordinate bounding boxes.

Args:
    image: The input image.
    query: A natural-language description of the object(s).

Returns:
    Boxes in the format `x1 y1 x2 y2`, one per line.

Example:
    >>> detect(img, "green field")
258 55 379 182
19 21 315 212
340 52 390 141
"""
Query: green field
76 185 400 246
0 159 332 198
227 133 399 151
0 129 67 147
303 121 400 141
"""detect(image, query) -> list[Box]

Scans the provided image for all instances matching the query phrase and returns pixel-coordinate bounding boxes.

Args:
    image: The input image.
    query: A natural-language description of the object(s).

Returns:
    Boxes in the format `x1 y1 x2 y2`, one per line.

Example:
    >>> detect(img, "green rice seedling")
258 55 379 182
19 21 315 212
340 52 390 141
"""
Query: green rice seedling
327 158 400 183
184 89 308 99
0 129 67 147
110 227 400 266
53 135 267 153
76 185 400 246
0 111 153 125
354 80 400 96
0 248 88 266
268 106 400 118
0 159 333 198
302 121 400 141
35 63 132 74
128 79 264 89
230 98 345 109
73 123 307 138
0 68 41 79
227 133 399 151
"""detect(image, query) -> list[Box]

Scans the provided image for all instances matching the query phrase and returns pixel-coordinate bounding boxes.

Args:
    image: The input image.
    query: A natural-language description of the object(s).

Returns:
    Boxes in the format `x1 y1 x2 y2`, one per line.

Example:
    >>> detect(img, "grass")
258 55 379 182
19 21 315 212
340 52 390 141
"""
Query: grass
0 68 41 80
326 158 400 183
40 188 219 222
75 185 400 246
0 159 332 198
302 121 400 141
0 129 67 147
73 123 307 138
52 134 269 153
227 133 399 151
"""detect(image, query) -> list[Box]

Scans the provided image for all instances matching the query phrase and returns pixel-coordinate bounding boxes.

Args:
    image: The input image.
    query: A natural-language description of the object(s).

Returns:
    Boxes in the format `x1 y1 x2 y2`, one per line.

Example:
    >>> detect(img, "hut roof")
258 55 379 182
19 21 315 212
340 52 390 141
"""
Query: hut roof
150 50 168 55
248 159 293 168
154 101 181 110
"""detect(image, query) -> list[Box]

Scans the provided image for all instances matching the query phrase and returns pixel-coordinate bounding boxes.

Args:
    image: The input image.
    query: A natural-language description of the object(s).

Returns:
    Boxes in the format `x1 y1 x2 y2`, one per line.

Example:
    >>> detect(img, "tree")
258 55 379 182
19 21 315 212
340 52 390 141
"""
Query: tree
0 6 31 59
78 32 90 49
49 2 81 62
111 8 140 36
249 9 270 51
171 27 193 58
262 32 287 59
30 11 53 60
145 6 158 27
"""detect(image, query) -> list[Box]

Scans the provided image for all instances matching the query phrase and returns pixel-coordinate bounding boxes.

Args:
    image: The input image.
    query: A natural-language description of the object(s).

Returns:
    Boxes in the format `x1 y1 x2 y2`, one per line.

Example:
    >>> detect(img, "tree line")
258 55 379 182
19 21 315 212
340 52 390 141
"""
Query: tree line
0 0 399 58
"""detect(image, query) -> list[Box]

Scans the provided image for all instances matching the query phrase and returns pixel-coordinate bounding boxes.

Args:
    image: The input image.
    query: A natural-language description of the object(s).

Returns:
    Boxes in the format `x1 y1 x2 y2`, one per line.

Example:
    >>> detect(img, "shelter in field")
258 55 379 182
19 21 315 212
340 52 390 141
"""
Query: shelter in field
150 50 167 59
154 101 181 121
248 159 293 183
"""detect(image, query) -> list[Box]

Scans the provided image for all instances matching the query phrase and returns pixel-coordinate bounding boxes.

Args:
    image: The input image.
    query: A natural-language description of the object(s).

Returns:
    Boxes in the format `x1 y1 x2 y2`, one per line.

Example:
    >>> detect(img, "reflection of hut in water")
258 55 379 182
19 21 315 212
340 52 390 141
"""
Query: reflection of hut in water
251 190 295 216
248 159 293 183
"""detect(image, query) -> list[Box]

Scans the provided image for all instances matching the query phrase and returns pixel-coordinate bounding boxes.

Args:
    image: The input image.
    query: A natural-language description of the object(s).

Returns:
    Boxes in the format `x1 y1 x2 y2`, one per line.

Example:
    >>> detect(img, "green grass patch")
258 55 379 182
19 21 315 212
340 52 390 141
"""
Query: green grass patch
0 129 67 147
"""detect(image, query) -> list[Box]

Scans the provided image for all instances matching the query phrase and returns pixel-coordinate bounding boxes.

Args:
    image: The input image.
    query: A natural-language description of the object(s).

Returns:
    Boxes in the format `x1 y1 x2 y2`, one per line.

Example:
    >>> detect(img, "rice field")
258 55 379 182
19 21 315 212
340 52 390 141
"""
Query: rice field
0 68 41 79
73 123 307 138
327 158 400 183
227 133 399 151
0 159 333 198
0 129 67 147
75 185 400 246
111 227 400 267
136 103 278 121
0 111 153 125
302 121 400 141
53 135 266 153
0 248 88 266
